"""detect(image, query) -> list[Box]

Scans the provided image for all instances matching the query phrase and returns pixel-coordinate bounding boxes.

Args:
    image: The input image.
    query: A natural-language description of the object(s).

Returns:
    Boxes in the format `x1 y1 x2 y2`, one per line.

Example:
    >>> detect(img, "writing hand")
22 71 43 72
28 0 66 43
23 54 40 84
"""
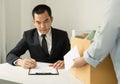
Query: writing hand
16 58 37 69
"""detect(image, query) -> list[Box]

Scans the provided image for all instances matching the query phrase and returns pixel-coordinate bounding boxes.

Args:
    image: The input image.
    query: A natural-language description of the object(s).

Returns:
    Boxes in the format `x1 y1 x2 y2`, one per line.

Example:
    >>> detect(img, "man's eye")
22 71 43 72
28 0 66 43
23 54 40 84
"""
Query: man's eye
45 20 49 23
36 22 40 24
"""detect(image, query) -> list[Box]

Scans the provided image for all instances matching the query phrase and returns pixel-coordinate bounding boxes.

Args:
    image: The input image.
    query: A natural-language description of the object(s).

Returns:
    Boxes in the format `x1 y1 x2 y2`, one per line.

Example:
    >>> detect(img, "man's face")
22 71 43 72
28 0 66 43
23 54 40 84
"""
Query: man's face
33 11 53 34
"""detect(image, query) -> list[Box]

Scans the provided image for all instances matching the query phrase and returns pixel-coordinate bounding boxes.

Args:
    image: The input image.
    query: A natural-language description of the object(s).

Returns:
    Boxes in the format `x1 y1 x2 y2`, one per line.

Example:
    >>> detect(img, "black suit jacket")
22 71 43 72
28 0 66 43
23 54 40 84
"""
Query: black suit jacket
6 28 70 65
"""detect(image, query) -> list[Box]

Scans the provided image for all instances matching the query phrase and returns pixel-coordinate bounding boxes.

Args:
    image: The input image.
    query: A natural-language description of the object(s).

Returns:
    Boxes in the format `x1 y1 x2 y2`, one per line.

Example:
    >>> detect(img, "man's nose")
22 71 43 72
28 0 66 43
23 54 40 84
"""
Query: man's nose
41 23 45 28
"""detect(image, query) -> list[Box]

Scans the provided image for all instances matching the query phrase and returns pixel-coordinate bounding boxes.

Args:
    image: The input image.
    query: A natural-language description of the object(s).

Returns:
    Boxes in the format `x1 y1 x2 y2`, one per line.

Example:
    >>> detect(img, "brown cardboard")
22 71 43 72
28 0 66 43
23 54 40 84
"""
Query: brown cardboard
70 37 117 84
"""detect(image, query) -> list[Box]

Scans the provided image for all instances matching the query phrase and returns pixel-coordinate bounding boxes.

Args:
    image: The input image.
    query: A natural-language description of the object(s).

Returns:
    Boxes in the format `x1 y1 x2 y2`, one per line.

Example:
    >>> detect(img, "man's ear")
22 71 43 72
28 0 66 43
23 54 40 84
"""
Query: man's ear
51 16 53 22
32 19 35 24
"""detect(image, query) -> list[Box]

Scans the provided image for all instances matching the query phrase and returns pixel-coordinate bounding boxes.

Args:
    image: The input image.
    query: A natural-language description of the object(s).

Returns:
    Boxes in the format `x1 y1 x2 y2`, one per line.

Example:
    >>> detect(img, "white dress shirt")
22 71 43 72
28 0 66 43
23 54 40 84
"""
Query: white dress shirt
37 28 52 54
83 0 120 84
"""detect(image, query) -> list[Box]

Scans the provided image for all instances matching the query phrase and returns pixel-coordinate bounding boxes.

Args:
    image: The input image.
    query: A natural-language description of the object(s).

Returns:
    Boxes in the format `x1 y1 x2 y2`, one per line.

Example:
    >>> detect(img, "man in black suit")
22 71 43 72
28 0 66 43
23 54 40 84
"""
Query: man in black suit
6 4 70 69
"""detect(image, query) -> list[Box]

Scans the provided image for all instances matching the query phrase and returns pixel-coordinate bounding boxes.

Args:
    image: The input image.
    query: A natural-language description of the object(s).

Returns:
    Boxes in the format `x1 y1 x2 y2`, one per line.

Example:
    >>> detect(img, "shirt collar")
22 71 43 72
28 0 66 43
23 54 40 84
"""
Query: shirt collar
37 28 52 38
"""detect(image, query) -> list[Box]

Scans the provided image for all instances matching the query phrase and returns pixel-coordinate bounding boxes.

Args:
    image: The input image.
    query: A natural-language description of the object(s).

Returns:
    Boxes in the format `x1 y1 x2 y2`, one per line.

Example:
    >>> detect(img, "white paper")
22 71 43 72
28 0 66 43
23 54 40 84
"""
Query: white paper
29 62 58 75
64 46 80 70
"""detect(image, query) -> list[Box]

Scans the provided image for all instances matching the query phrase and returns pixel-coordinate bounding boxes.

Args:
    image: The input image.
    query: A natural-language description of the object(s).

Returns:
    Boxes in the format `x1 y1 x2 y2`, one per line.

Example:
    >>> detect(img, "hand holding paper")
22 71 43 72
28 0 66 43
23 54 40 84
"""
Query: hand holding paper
72 57 87 68
64 46 80 70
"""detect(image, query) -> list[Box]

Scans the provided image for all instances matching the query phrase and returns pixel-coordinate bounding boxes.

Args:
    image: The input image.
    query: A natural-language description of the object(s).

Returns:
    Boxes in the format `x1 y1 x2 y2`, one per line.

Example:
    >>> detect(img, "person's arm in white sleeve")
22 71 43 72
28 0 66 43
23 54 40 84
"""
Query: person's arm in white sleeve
73 0 120 68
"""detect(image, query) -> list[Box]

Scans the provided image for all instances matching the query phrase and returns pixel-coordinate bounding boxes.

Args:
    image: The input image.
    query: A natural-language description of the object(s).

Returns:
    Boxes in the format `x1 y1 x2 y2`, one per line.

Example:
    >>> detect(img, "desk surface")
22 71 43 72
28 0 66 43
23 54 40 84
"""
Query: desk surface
0 63 83 84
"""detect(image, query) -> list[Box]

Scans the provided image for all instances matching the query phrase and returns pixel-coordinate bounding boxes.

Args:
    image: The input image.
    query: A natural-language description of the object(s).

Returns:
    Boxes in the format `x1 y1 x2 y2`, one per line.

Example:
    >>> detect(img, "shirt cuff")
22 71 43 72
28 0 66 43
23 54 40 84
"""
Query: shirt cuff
83 51 100 67
13 59 22 65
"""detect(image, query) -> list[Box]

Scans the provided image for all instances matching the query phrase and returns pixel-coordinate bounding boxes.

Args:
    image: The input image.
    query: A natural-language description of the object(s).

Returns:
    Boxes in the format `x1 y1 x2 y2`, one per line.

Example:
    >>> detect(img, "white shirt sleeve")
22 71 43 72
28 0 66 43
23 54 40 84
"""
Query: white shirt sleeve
83 0 120 67
13 59 22 65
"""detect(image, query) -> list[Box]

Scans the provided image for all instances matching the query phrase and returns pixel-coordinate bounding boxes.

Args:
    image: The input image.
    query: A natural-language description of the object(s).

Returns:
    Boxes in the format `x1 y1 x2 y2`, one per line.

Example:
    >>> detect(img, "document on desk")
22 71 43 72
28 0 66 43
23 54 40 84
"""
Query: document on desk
64 46 80 70
28 62 59 75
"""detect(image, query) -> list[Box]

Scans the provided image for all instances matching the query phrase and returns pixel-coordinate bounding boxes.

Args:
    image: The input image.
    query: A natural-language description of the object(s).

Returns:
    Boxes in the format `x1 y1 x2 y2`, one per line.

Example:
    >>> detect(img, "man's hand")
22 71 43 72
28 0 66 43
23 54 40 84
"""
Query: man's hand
49 60 64 69
72 57 87 68
15 58 37 69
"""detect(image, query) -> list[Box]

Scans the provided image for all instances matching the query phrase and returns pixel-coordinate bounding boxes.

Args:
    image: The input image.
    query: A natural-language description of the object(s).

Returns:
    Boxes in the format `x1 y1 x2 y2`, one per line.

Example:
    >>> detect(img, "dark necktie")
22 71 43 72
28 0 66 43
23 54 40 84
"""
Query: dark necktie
41 34 49 54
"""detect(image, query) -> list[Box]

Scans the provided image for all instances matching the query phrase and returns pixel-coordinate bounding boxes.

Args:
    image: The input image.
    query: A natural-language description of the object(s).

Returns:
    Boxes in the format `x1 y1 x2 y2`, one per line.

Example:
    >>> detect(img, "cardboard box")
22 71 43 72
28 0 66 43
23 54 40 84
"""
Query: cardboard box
70 37 117 84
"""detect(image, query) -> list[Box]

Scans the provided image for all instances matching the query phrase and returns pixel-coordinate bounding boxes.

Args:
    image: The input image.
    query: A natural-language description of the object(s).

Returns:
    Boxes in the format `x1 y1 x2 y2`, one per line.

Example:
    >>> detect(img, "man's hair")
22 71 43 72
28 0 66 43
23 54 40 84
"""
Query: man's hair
32 4 52 18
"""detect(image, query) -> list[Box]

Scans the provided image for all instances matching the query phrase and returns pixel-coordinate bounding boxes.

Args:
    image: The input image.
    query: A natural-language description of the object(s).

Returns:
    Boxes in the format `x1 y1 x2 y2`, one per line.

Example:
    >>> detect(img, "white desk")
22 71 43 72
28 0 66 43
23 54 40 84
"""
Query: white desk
0 63 83 84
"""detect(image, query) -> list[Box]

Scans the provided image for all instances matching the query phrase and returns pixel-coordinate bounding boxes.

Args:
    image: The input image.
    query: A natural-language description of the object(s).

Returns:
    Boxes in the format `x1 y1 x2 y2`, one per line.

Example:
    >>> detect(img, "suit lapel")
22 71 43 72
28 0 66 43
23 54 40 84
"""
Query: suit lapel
33 30 40 46
50 28 57 55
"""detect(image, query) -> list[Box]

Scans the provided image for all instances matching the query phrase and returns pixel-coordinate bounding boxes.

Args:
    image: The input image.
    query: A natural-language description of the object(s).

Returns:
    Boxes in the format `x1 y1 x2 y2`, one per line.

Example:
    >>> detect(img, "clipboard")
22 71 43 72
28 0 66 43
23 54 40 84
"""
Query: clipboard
28 68 59 75
28 62 59 75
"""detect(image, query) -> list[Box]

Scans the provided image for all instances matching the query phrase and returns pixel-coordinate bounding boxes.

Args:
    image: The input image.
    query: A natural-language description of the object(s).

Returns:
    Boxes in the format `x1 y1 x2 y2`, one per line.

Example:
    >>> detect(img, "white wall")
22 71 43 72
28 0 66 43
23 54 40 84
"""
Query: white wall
0 0 2 62
5 0 21 55
0 0 108 62
0 0 6 63
45 0 108 36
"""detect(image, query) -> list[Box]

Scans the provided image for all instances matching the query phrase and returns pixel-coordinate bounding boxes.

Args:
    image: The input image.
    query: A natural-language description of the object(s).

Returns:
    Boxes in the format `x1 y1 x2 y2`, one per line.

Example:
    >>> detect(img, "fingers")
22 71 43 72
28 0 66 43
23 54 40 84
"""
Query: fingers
21 59 37 69
73 58 78 61
30 59 37 68
50 60 64 69
72 57 87 68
